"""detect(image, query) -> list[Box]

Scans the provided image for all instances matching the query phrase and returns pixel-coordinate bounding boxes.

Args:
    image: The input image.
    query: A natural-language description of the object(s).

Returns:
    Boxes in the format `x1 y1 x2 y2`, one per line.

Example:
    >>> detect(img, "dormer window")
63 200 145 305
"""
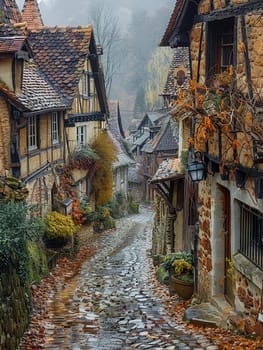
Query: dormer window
82 72 94 98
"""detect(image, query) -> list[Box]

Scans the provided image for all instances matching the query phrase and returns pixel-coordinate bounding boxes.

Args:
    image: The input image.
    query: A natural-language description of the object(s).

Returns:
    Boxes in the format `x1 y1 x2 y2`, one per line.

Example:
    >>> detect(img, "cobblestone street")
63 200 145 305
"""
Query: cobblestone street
21 207 221 350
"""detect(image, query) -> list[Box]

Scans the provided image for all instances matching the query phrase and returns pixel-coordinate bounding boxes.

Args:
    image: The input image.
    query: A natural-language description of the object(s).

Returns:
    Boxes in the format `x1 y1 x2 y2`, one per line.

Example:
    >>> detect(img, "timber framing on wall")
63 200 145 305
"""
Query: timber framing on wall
195 0 263 23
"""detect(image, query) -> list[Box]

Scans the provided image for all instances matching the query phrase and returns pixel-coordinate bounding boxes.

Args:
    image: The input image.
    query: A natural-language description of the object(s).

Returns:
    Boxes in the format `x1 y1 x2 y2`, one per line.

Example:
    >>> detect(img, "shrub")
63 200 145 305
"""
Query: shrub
91 131 117 205
45 211 77 240
0 201 46 284
108 192 126 218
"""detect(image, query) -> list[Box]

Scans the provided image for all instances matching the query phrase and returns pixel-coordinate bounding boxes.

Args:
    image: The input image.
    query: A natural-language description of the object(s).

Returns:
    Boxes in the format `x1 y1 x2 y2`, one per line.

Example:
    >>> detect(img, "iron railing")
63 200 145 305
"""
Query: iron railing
239 202 263 269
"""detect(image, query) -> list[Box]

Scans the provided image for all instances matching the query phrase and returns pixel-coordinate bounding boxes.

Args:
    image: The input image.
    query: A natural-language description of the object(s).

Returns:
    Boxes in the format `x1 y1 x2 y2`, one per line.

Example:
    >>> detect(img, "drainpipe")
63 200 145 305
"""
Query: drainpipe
194 219 199 294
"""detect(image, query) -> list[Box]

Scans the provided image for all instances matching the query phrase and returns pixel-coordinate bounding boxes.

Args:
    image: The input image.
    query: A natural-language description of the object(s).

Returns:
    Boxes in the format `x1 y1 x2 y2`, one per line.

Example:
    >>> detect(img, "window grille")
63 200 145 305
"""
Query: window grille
239 202 263 269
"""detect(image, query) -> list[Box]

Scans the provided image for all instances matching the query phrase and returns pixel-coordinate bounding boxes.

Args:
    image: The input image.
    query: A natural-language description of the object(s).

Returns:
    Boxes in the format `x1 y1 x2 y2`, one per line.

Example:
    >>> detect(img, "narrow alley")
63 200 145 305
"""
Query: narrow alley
18 207 223 350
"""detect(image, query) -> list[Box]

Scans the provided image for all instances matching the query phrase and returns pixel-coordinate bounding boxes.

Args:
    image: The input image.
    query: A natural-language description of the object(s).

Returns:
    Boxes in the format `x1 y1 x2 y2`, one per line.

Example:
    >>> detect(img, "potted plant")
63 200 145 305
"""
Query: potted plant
170 253 194 299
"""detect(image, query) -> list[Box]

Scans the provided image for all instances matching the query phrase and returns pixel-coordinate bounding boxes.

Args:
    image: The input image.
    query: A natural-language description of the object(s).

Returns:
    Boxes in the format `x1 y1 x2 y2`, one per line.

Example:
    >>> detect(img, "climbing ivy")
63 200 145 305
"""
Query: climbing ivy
0 201 46 285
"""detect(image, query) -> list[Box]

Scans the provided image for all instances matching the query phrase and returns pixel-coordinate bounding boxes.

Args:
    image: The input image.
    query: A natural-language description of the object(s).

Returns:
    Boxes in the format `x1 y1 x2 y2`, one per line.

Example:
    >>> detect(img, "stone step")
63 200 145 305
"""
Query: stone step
184 302 227 328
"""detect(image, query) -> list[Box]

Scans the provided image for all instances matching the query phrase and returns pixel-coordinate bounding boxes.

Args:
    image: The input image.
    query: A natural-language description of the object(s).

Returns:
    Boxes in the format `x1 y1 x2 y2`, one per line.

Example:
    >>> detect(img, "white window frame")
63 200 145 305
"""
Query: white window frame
51 112 59 144
28 115 38 151
77 125 86 149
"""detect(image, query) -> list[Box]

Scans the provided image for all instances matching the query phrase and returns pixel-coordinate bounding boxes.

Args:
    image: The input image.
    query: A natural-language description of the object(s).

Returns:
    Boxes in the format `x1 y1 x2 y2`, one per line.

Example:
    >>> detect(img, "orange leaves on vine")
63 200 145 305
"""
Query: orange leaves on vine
71 199 87 225
238 41 246 53
188 137 195 148
204 116 216 132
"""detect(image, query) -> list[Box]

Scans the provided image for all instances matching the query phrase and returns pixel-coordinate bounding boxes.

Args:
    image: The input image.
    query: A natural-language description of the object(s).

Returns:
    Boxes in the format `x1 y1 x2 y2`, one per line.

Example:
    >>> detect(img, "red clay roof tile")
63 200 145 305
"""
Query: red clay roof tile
29 26 93 104
0 36 25 52
18 60 68 112
0 0 22 24
21 0 44 30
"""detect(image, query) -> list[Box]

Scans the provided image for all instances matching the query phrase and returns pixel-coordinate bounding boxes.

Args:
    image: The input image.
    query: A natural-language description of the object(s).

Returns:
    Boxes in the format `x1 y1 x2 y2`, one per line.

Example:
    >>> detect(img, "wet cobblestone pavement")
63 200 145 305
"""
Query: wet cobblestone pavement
24 207 220 350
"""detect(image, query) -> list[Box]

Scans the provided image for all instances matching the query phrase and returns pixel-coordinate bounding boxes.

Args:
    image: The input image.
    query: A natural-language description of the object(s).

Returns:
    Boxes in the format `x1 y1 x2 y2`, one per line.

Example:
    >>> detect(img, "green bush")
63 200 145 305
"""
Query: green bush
0 201 46 284
103 216 116 230
128 201 139 214
108 192 127 218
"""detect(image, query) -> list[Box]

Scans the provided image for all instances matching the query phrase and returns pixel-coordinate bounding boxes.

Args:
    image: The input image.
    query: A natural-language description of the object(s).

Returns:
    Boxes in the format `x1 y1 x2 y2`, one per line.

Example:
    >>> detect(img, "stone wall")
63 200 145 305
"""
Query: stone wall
231 253 263 334
0 264 30 350
198 179 213 300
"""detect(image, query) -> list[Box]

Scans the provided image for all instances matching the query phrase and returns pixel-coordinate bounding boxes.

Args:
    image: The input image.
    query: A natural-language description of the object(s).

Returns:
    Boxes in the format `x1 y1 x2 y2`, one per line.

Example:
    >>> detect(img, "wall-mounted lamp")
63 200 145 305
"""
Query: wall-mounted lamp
235 169 246 189
188 151 207 182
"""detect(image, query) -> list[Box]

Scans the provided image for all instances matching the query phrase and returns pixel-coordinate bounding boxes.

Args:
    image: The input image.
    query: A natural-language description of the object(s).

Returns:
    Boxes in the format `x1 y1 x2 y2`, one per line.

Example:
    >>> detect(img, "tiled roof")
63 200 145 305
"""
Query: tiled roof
138 111 164 130
108 100 134 168
133 131 150 147
0 22 27 36
141 117 178 154
29 26 93 104
151 158 182 183
152 118 178 152
108 100 125 138
0 83 28 111
0 0 22 24
108 129 133 169
0 35 25 52
159 0 184 46
162 47 191 97
18 60 68 112
21 0 44 30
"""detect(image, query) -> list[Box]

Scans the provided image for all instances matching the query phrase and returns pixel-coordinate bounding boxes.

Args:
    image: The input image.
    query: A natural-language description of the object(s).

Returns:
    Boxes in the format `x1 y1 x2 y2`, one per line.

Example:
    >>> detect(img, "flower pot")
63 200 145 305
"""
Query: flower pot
170 276 194 299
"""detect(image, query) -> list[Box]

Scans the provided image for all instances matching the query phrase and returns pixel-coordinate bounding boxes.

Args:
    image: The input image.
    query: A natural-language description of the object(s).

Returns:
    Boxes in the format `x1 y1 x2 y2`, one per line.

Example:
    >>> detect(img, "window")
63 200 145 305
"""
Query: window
175 69 186 86
206 18 235 79
82 72 94 98
28 115 38 151
77 125 86 149
51 112 59 144
239 202 263 269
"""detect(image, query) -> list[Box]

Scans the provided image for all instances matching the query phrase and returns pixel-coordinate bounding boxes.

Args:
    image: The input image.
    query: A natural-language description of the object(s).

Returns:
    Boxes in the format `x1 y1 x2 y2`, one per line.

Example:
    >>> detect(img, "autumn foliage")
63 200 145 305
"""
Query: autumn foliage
91 130 117 205
174 67 262 169
45 211 77 240
71 198 87 225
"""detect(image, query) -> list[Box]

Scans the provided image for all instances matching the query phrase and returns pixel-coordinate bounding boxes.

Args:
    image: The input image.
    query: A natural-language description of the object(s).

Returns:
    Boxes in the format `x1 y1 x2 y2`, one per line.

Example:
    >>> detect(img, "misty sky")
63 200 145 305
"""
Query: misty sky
17 0 174 31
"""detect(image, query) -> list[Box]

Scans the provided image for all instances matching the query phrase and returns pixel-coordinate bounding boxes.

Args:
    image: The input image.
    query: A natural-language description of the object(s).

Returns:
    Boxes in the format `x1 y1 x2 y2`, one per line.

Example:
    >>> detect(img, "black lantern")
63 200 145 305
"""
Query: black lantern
188 152 207 182
235 169 246 189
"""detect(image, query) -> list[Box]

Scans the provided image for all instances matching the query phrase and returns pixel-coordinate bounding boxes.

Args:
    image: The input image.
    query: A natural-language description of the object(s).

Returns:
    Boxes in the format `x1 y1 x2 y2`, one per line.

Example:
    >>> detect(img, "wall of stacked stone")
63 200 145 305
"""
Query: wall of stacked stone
0 264 30 350
230 252 263 334
198 180 213 300
227 271 261 334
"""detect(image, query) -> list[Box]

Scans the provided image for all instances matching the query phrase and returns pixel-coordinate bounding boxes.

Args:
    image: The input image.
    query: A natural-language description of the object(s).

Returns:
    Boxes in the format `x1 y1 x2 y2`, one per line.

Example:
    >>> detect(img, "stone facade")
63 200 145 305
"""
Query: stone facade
160 0 263 335
198 179 213 300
